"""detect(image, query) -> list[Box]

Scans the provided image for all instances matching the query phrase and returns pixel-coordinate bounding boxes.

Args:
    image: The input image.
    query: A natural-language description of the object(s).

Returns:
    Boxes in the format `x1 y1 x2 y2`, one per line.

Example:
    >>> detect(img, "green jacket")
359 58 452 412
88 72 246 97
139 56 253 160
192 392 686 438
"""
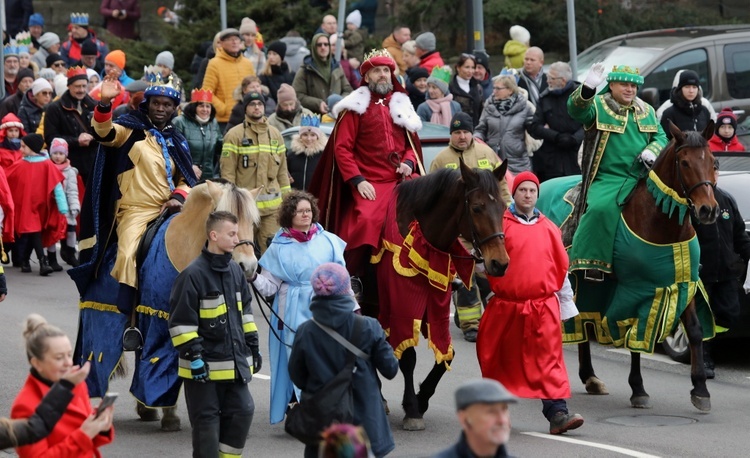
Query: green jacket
172 114 222 181
292 55 353 114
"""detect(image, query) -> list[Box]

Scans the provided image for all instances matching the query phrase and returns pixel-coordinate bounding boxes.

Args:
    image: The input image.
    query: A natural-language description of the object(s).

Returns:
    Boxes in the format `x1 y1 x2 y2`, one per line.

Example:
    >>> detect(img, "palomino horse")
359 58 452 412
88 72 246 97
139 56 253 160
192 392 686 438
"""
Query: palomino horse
371 160 509 431
538 121 719 411
72 180 258 430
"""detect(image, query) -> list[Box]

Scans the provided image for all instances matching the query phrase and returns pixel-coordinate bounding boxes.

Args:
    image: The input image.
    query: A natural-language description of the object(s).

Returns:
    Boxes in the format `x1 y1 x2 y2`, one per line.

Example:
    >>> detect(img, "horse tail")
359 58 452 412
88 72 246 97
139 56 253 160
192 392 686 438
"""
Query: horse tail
112 353 128 379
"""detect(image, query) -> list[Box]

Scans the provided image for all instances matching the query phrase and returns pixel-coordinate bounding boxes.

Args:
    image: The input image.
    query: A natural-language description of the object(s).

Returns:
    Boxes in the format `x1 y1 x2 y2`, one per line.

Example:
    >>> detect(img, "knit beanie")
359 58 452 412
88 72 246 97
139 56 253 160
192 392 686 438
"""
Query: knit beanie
267 41 287 61
243 91 265 110
239 18 257 36
511 171 540 196
276 84 297 105
311 263 351 296
509 25 530 44
17 68 35 84
31 77 53 96
450 112 473 134
155 51 175 70
407 67 429 83
677 70 700 90
346 10 362 29
415 32 436 52
38 32 60 50
21 133 44 155
474 51 491 75
50 138 68 156
106 50 127 70
28 13 44 27
38 68 55 82
426 66 451 96
716 107 737 138
46 53 64 68
80 39 98 57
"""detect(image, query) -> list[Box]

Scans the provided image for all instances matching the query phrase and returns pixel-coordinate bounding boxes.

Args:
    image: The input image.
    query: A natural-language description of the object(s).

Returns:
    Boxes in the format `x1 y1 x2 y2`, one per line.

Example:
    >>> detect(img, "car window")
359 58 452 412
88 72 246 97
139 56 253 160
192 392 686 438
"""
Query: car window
642 48 710 108
576 45 662 81
724 42 750 99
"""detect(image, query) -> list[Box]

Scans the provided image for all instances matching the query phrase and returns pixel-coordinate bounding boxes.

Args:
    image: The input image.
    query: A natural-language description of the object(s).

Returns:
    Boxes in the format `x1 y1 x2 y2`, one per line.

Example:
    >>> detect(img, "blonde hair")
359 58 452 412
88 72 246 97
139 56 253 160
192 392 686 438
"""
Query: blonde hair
23 314 65 362
492 75 519 95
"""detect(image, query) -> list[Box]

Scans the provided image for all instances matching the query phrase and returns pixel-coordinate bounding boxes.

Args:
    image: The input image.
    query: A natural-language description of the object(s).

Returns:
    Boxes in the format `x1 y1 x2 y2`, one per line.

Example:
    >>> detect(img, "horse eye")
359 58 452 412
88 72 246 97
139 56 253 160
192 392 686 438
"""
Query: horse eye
681 160 689 168
472 206 482 214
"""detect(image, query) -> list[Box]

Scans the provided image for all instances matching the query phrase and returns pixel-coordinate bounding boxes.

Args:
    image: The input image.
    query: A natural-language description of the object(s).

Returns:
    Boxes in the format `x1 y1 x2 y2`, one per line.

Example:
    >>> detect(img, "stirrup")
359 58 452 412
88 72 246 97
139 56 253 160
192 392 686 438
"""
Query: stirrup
123 326 144 351
583 269 605 282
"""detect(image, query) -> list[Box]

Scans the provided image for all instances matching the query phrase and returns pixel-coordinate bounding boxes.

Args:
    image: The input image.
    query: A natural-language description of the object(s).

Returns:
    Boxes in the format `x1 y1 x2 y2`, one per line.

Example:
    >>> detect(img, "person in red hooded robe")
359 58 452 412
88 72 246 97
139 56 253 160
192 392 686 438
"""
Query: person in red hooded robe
0 113 26 168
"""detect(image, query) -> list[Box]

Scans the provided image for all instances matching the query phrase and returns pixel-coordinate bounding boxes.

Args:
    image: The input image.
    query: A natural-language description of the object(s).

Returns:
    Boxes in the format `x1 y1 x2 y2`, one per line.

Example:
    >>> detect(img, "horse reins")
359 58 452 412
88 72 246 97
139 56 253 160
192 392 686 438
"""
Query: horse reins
673 144 714 210
462 186 505 264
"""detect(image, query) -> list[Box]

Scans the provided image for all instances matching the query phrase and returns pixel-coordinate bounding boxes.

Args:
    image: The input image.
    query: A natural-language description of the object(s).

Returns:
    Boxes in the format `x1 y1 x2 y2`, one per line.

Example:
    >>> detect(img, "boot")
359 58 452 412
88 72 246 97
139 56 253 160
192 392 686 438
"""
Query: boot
21 260 31 273
39 256 53 276
60 245 79 267
47 251 63 272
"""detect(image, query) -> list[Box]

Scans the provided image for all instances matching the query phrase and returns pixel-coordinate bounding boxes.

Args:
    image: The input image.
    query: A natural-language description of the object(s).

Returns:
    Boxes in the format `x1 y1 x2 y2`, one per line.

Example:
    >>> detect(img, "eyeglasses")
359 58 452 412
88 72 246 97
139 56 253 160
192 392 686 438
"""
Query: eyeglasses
548 76 564 81
295 209 313 215
52 62 66 68
493 86 508 91
316 42 330 48
38 91 53 96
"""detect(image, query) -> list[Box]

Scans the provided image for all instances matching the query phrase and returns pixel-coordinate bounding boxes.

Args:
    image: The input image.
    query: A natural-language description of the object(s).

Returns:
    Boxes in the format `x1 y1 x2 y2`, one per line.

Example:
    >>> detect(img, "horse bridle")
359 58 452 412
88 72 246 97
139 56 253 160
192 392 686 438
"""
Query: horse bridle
463 187 505 264
673 145 714 210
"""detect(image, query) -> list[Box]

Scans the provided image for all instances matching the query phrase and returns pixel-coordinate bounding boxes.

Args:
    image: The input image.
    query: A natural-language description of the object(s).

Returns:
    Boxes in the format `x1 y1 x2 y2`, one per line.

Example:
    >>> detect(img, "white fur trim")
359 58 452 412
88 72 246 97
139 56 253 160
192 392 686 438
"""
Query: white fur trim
332 88 423 133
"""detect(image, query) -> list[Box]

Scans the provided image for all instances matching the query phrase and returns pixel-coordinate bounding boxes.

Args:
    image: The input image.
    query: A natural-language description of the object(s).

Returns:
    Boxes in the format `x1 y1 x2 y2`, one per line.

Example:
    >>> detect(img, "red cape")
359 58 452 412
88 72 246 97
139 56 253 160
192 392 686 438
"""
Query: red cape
0 166 15 243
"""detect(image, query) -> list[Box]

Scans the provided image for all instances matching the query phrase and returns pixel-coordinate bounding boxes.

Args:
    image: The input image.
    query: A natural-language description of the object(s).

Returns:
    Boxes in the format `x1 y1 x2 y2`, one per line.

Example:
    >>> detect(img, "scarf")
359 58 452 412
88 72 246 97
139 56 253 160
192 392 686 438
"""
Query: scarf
492 93 518 114
195 114 210 124
426 93 455 126
281 224 319 243
53 158 71 173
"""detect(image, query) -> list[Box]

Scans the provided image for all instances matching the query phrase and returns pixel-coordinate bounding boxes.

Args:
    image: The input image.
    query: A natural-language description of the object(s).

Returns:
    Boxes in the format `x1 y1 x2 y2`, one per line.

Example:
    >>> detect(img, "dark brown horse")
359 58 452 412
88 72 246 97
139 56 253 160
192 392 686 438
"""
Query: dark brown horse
365 160 509 430
567 121 719 411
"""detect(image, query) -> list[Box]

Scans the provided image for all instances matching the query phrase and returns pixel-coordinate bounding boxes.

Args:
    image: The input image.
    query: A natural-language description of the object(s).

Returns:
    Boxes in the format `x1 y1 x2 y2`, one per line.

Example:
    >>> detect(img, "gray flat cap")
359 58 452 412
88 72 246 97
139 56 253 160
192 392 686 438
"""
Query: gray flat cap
455 379 517 410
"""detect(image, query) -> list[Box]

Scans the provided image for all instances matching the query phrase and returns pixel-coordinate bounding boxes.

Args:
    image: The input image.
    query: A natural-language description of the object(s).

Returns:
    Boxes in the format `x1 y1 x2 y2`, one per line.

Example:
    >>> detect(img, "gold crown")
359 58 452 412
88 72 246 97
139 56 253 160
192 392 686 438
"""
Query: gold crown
363 48 393 61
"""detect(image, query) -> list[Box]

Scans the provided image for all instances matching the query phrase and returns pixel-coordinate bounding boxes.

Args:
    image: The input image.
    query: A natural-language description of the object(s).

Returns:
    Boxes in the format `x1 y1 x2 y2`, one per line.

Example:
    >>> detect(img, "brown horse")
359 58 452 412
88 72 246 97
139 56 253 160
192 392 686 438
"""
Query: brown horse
368 160 509 430
542 121 718 411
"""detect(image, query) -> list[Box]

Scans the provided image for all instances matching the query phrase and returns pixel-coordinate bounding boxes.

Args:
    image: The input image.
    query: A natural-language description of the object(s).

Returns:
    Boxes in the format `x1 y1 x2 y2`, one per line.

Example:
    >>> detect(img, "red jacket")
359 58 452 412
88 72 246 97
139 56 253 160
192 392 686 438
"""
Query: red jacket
418 51 445 74
11 372 114 457
709 134 745 152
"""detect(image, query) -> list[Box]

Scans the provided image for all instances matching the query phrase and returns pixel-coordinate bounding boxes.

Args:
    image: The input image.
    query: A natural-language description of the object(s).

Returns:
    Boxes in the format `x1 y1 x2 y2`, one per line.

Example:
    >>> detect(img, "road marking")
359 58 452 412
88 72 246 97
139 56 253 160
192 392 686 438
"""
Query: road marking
253 373 270 380
522 432 661 457
606 348 681 365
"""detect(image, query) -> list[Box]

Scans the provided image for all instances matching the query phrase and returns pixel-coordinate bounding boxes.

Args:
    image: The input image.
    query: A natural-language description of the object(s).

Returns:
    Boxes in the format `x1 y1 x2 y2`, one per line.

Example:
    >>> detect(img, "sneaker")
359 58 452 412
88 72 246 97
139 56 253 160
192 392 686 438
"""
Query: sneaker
463 329 478 342
549 412 584 435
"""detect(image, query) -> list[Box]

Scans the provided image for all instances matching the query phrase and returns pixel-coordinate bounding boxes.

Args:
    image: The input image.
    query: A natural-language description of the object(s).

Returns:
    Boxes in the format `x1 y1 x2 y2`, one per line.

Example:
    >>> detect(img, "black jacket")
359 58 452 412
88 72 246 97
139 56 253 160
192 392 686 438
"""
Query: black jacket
449 76 484 126
660 90 712 139
259 63 295 103
0 380 74 449
17 91 44 134
528 81 584 181
694 186 750 283
433 432 511 458
169 249 259 383
43 91 98 181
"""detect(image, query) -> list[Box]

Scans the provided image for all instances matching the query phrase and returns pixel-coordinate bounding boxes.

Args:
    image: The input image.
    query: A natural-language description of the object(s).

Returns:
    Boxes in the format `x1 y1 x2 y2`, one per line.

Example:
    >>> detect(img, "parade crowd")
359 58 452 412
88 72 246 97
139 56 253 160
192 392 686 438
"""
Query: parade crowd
0 3 749 458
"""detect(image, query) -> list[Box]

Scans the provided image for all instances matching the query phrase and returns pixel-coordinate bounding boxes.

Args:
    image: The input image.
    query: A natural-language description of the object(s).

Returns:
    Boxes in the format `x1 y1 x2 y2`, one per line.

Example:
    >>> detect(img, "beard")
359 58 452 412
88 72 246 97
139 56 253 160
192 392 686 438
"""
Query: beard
277 107 298 120
368 79 393 96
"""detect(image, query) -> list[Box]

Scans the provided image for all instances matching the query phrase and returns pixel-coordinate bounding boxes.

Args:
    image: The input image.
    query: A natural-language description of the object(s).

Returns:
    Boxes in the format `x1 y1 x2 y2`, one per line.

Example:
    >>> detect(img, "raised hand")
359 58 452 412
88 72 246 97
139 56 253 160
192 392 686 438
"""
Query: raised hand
584 62 606 89
99 71 122 105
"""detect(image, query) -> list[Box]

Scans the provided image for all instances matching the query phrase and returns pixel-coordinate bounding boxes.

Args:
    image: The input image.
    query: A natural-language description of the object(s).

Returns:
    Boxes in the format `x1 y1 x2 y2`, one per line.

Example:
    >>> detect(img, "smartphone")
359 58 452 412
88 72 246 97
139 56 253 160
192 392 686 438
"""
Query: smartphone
95 392 118 418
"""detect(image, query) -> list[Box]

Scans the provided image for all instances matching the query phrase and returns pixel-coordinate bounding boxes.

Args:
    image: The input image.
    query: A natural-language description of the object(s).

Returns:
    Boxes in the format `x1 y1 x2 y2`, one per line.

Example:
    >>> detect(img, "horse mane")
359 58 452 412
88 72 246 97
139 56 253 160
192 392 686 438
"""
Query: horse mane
654 130 709 167
215 181 261 228
397 168 464 211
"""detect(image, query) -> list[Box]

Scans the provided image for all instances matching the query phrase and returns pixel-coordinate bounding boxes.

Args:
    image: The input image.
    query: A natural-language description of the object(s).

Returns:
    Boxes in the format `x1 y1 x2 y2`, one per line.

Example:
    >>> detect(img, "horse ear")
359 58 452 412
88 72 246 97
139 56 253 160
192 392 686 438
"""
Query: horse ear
702 119 715 142
669 120 685 144
249 186 264 199
205 180 219 195
459 157 476 183
493 159 508 182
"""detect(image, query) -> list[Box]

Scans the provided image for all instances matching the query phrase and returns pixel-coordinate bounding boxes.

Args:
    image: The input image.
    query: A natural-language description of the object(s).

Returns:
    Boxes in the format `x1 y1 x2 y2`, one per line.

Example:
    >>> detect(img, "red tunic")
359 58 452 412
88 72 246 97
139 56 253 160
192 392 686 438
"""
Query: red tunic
0 145 21 169
5 158 67 246
477 209 572 399
11 373 114 457
0 166 15 243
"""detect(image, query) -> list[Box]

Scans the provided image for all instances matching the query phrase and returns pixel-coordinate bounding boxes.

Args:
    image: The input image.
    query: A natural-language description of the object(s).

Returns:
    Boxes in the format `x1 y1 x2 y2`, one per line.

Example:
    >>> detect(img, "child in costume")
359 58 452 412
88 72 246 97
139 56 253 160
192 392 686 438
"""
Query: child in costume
287 115 327 191
5 134 68 276
48 138 81 269
0 113 26 168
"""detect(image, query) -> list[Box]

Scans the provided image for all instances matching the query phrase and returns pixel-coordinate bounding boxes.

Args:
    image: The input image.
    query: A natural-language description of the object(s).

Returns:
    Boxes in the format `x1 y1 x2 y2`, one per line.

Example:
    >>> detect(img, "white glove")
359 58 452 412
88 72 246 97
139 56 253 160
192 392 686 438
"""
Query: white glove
584 62 606 89
743 262 750 294
639 150 656 168
470 249 485 274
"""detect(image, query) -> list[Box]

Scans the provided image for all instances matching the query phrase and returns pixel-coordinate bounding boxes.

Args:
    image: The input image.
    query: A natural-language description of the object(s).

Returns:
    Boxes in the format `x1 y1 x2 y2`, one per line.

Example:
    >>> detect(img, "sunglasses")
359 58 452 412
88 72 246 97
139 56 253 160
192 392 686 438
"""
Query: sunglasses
316 42 330 48
52 62 66 68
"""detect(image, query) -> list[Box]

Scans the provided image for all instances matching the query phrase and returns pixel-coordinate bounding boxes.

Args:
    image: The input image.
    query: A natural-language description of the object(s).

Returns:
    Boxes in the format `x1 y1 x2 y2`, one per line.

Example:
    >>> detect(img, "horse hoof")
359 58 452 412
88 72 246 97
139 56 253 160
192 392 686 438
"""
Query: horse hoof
691 395 711 412
136 404 160 422
630 395 651 409
161 416 182 432
584 376 609 395
403 417 425 431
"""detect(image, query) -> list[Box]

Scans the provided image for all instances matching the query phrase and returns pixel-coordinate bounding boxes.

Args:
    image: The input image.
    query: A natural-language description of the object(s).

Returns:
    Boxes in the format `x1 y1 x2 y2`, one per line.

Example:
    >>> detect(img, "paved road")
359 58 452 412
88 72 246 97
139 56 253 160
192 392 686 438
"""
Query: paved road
1 264 750 457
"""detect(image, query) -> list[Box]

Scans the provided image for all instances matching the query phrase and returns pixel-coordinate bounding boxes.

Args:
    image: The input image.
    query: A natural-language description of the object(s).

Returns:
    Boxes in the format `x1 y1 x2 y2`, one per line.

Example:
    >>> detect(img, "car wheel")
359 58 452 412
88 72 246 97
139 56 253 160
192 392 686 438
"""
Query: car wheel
662 324 691 364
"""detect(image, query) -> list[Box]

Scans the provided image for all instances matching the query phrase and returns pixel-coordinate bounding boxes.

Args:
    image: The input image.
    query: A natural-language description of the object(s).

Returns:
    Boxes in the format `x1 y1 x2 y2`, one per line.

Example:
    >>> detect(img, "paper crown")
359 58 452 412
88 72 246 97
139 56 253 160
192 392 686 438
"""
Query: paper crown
499 67 520 83
300 114 321 129
429 66 451 85
143 65 181 101
191 88 213 103
15 32 32 47
66 66 88 79
3 44 18 58
606 65 644 86
70 13 89 26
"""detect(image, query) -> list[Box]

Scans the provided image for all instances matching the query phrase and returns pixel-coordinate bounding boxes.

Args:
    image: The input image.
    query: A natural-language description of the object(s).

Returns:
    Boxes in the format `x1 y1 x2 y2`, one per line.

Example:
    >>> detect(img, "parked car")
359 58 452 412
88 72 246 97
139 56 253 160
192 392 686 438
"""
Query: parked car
661 153 750 362
575 25 750 125
280 122 451 172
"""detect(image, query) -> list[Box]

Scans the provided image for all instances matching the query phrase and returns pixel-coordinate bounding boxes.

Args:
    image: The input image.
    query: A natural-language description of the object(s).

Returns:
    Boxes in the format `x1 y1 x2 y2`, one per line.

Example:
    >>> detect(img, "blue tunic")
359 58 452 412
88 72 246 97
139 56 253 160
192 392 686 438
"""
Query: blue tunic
258 223 346 424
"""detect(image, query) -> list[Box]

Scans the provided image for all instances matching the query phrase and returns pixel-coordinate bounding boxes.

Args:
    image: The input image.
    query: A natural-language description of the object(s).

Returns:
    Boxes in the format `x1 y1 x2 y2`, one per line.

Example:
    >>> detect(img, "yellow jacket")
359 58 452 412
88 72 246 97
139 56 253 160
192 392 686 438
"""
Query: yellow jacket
203 48 256 123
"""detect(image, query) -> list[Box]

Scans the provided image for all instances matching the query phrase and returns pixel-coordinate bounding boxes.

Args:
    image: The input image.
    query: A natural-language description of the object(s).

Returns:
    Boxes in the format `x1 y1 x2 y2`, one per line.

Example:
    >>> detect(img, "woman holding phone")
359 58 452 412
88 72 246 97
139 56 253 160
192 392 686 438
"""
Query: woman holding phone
11 314 114 457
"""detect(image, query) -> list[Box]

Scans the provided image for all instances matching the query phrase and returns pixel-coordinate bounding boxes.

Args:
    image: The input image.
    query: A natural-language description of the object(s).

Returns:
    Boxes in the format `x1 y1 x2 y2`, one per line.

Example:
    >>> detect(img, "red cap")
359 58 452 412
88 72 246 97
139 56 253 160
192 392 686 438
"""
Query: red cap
511 171 540 196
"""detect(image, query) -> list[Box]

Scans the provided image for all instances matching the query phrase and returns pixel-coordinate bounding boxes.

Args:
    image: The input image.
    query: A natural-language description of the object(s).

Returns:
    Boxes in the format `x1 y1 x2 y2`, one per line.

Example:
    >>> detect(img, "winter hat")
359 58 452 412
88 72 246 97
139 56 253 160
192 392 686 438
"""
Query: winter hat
80 39 98 57
242 91 265 109
38 32 60 50
407 67 429 83
509 25 530 45
474 51 491 75
0 113 24 131
21 133 44 155
427 66 451 95
346 10 362 29
311 263 351 296
46 53 64 68
450 112 473 134
455 379 517 411
31 77 53 96
106 50 127 70
54 74 68 95
299 114 322 138
716 107 737 133
239 18 257 36
86 68 99 82
511 170 540 196
28 13 45 27
17 68 35 84
155 51 175 70
266 41 287 60
50 138 68 156
219 28 241 41
38 68 55 82
415 32 436 52
676 69 700 90
276 84 297 105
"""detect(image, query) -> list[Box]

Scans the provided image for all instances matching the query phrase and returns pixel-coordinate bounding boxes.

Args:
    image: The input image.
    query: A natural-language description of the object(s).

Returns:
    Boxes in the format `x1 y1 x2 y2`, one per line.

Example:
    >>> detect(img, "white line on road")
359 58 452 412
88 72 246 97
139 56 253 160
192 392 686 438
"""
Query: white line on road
253 373 270 380
606 348 681 365
521 432 662 457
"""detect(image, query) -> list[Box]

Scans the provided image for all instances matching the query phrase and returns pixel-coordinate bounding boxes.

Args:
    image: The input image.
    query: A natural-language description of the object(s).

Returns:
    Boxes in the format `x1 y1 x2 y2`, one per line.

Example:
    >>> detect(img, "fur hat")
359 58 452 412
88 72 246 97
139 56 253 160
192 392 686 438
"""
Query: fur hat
450 112 473 134
716 107 737 134
415 32 436 52
21 133 44 155
155 51 175 70
49 138 68 156
31 77 53 96
346 10 362 29
311 263 351 296
455 379 517 411
676 69 700 90
80 39 98 57
38 32 60 50
509 25 530 44
427 66 451 96
511 170 540 196
267 41 287 60
105 50 127 70
239 18 257 36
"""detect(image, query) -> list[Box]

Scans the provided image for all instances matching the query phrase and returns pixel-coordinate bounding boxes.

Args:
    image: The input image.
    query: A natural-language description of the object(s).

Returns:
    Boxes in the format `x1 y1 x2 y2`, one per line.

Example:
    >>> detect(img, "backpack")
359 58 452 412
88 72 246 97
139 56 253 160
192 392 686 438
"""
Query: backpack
285 315 369 445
